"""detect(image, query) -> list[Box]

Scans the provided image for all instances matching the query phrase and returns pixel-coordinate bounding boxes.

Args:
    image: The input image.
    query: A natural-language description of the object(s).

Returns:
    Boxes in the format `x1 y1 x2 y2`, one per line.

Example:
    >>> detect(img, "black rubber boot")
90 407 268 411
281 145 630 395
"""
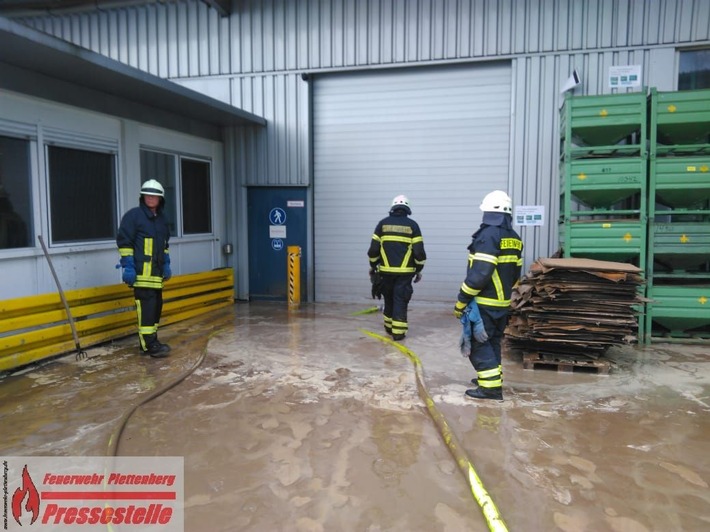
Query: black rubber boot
470 378 478 386
147 342 171 358
391 333 405 341
465 387 503 401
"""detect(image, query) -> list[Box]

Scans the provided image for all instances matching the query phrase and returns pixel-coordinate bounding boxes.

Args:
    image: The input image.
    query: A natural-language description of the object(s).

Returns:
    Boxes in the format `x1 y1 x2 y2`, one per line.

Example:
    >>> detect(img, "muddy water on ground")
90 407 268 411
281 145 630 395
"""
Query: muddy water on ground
1 302 709 531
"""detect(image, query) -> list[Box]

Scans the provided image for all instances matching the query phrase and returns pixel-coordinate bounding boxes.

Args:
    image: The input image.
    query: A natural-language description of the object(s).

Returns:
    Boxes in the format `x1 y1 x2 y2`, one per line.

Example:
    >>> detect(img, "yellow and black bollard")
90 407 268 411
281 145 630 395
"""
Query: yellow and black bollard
287 245 301 309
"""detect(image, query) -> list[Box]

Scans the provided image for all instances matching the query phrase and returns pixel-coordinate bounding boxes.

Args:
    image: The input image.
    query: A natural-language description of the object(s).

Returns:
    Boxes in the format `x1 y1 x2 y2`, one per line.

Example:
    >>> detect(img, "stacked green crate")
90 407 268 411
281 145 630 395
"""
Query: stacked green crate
559 91 648 337
646 88 710 341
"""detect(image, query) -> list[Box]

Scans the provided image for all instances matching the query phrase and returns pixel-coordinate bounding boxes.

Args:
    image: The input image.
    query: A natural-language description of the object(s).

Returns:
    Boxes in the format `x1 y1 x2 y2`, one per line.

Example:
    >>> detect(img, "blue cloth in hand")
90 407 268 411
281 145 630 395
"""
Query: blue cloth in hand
459 299 489 356
163 254 171 281
120 256 136 286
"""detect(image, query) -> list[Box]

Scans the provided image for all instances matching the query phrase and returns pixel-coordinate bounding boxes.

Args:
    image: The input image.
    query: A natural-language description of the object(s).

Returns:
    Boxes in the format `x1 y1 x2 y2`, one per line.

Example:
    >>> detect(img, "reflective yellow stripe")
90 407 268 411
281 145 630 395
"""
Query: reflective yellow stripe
477 367 501 379
381 235 415 244
497 254 520 263
134 274 163 289
473 252 498 264
391 318 408 334
477 296 510 307
491 271 504 300
372 234 382 242
379 265 417 273
479 378 502 388
142 238 153 277
118 248 133 257
401 246 413 267
460 283 480 297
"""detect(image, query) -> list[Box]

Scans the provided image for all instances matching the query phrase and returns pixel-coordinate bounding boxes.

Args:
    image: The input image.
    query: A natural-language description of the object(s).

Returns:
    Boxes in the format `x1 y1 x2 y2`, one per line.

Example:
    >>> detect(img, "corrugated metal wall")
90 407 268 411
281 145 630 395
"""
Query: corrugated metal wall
23 0 710 74
19 0 710 265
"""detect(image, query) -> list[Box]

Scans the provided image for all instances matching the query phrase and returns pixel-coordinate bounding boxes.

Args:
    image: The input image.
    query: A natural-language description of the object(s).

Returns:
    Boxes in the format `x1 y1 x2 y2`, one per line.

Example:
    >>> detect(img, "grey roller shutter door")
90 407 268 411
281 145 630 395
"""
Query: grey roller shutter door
314 62 512 303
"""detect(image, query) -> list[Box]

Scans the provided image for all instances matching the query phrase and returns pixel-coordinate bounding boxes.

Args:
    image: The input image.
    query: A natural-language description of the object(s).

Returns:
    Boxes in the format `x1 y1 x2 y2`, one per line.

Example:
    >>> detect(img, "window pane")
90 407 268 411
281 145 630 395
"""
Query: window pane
140 149 177 236
0 135 33 249
181 158 212 234
679 49 710 90
48 146 116 243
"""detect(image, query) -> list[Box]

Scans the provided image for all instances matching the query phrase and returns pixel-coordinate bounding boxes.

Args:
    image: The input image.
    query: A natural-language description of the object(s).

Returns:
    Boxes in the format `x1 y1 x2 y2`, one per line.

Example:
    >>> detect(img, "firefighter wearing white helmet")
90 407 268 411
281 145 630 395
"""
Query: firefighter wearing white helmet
454 190 523 401
116 179 172 357
140 179 165 197
367 194 427 340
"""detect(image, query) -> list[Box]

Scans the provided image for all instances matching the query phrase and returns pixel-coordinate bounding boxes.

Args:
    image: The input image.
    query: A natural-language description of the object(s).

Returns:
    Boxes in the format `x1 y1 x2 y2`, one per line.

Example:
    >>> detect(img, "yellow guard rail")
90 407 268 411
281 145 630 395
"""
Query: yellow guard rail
0 268 234 372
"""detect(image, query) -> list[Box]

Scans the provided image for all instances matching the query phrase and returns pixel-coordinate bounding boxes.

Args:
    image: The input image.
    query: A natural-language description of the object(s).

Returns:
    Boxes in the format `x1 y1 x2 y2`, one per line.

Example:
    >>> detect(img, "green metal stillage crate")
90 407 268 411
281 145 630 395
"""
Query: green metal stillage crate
650 88 710 152
650 156 710 208
646 284 710 339
561 91 647 154
562 157 646 208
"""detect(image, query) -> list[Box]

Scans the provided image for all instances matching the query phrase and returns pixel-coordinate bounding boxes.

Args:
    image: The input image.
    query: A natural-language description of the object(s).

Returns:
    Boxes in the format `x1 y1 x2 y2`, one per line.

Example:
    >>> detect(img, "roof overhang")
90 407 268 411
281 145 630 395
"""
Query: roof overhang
0 16 265 140
0 0 232 18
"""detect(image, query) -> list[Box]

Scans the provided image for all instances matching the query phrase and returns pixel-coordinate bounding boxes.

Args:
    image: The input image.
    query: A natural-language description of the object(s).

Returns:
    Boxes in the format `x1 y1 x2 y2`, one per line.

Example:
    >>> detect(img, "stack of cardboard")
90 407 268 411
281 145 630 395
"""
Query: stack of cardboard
506 257 644 362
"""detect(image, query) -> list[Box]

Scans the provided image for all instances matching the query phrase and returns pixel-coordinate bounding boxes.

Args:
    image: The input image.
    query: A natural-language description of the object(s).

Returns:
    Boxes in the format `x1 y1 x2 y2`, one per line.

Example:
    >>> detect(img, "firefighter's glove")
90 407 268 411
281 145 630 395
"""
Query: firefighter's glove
413 273 422 283
370 270 383 300
453 301 466 319
461 300 489 343
472 320 489 343
163 254 172 281
120 256 136 286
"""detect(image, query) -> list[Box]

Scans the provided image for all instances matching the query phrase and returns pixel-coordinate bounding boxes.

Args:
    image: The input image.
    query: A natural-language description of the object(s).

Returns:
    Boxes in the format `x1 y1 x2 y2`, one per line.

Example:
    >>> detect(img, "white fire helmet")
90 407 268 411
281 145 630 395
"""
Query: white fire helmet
140 179 165 197
480 190 512 214
390 194 411 214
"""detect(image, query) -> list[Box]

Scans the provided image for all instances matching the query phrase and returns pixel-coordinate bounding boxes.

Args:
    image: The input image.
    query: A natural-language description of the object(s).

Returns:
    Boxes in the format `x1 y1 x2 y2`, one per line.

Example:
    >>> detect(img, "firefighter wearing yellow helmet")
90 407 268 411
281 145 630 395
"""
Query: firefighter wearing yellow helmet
454 190 523 401
367 195 427 340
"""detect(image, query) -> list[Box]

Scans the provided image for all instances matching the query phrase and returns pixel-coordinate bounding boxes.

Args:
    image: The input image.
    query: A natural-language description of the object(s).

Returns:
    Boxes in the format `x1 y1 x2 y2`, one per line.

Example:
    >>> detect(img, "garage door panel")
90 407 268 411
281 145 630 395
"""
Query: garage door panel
314 63 512 303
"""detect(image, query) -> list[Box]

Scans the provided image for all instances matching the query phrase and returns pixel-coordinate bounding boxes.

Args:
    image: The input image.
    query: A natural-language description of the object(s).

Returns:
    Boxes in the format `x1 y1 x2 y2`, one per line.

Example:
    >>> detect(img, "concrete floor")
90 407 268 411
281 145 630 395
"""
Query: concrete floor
1 301 709 531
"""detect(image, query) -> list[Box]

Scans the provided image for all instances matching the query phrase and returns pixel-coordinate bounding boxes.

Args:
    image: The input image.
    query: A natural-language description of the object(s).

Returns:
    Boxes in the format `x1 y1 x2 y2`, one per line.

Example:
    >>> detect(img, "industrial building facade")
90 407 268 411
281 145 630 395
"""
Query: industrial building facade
0 0 708 304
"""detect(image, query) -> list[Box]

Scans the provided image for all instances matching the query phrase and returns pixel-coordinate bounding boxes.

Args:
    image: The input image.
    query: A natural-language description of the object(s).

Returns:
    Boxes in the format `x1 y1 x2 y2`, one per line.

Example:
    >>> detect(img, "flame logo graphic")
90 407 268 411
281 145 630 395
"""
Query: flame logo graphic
11 465 40 526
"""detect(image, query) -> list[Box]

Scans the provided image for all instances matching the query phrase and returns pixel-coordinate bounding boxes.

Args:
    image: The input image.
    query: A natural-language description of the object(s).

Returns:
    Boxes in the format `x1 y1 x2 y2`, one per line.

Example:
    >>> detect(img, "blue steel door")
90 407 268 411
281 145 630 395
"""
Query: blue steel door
247 187 307 300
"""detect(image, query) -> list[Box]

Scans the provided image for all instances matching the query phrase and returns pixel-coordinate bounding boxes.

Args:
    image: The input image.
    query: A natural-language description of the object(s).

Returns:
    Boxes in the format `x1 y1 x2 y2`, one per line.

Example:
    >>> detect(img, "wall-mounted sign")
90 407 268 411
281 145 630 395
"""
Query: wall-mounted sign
514 205 545 226
270 225 287 238
271 238 284 251
269 207 286 225
609 65 641 88
287 200 304 207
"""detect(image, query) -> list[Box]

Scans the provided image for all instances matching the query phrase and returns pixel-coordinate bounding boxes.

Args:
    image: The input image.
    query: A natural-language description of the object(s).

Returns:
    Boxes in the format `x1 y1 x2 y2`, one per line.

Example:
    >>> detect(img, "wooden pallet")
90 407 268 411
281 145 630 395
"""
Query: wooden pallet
522 353 611 375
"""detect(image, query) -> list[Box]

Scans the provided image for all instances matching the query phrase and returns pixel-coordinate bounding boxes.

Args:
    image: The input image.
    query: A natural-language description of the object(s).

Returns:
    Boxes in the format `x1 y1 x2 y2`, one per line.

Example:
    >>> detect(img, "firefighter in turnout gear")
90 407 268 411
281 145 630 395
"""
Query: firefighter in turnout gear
368 195 427 340
454 190 523 400
117 179 172 357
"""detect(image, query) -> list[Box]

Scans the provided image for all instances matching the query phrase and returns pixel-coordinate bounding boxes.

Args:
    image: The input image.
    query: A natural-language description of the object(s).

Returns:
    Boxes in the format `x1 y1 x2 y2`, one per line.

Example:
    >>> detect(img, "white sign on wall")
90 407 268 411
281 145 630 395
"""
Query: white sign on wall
514 205 545 227
609 65 642 88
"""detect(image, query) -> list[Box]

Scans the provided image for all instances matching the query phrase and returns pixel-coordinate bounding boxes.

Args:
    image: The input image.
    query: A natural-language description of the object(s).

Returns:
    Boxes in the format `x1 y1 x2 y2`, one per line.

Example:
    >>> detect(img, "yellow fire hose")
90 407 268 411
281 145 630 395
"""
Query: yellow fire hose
350 306 381 316
360 328 508 532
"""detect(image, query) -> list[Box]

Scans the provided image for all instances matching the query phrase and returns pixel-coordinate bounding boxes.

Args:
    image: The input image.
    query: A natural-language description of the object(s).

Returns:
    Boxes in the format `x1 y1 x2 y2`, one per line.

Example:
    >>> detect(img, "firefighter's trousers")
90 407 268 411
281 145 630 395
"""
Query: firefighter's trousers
380 273 415 337
468 307 509 390
133 287 164 351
